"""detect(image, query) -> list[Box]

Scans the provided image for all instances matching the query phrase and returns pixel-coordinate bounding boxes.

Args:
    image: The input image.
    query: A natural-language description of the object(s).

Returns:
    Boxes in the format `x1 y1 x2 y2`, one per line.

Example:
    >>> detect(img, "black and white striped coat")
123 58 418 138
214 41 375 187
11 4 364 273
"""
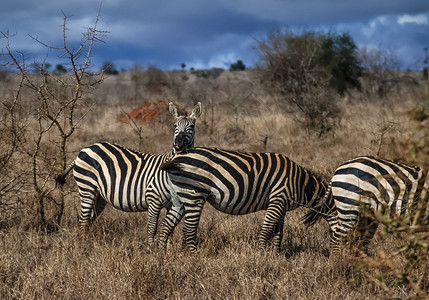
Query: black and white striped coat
305 156 429 254
159 147 330 253
56 102 202 243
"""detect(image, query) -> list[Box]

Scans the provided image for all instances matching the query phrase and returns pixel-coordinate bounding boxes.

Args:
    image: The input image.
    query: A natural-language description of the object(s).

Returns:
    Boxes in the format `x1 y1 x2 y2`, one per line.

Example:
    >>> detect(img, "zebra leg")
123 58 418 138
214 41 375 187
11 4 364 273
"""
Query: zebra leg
147 199 164 245
158 177 185 249
78 188 99 233
158 203 184 249
273 219 284 252
324 213 342 255
355 215 378 255
330 214 359 255
259 198 286 250
90 193 107 224
182 199 205 254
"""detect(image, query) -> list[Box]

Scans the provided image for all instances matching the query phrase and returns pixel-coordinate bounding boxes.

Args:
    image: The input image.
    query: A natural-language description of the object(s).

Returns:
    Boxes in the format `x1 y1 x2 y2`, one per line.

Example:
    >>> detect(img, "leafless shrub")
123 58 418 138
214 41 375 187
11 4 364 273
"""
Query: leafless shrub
0 11 105 230
358 48 417 99
191 68 224 79
129 63 145 101
0 74 27 222
165 70 189 100
144 65 168 94
354 206 429 298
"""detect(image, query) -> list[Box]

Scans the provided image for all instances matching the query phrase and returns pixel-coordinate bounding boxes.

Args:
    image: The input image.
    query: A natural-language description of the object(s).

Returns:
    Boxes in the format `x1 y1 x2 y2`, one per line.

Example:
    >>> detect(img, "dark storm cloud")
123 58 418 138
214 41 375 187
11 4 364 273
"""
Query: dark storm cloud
1 0 428 70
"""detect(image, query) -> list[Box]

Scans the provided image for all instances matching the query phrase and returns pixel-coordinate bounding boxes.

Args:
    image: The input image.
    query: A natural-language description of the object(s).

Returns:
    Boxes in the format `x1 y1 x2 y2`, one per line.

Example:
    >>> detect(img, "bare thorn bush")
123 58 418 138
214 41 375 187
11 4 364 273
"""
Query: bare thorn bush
0 12 105 230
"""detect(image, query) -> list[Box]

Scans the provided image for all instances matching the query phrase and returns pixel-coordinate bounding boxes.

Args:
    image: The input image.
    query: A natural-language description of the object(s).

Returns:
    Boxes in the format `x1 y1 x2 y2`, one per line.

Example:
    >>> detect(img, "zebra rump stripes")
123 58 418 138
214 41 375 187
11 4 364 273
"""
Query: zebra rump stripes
159 147 331 253
56 102 202 243
306 156 429 254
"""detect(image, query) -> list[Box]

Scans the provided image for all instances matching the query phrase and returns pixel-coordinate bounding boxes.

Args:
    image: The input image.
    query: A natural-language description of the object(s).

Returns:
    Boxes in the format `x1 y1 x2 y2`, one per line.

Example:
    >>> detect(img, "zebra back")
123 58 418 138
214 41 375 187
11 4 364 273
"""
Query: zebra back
74 142 173 211
161 147 328 214
335 156 428 220
319 156 429 226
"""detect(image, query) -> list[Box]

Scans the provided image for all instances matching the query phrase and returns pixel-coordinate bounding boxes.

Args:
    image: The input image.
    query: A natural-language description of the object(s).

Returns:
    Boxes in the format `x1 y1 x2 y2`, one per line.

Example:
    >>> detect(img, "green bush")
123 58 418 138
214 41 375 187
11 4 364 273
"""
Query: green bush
254 30 340 135
230 60 246 72
317 32 362 95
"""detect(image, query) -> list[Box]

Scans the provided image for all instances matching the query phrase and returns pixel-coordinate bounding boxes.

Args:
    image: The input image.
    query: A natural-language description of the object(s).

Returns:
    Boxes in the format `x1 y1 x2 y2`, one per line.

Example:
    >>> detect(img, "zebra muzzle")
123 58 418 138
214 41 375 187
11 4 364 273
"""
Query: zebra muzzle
174 132 186 151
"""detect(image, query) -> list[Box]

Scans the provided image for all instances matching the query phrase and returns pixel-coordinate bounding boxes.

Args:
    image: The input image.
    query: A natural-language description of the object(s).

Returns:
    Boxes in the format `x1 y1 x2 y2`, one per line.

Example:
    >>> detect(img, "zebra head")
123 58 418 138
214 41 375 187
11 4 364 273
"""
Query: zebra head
169 102 202 153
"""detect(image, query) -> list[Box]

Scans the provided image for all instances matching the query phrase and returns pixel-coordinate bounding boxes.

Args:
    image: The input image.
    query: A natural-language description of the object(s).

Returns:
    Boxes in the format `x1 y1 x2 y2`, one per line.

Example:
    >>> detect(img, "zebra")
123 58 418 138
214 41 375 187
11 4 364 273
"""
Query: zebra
304 156 429 254
55 102 202 243
158 147 332 253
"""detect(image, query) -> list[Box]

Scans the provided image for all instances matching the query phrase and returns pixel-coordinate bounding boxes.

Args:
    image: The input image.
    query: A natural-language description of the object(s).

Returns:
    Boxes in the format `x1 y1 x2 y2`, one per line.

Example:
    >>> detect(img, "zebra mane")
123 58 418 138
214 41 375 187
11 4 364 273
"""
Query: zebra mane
302 181 333 226
298 165 331 226
105 141 174 157
304 166 326 186
295 162 328 190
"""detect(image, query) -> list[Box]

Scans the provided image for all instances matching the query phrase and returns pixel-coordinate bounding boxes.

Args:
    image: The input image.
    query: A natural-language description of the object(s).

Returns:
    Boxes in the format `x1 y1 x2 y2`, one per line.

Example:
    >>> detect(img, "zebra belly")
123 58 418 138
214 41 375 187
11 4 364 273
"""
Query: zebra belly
108 194 149 212
205 189 268 215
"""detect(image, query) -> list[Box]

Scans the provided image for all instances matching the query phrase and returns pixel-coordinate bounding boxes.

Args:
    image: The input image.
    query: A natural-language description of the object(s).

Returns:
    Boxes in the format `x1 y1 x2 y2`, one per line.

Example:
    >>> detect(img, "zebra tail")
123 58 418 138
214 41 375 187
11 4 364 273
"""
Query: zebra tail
302 182 333 226
55 161 75 186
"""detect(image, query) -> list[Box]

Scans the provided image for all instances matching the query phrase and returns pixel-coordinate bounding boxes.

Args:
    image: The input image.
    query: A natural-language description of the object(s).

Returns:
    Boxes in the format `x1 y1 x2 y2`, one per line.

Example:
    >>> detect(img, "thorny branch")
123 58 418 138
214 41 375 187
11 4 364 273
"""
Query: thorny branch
0 10 105 228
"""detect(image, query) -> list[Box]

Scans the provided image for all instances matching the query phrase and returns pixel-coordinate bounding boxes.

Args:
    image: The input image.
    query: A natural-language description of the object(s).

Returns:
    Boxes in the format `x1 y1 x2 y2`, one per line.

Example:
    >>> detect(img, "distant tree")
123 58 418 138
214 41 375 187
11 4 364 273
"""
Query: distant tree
229 60 246 71
102 62 119 75
317 32 362 95
130 63 145 100
53 63 67 75
30 63 43 74
44 63 52 72
210 67 224 79
30 62 53 74
254 29 339 135
423 47 428 80
358 48 403 98
144 65 167 94
0 70 7 82
181 63 186 70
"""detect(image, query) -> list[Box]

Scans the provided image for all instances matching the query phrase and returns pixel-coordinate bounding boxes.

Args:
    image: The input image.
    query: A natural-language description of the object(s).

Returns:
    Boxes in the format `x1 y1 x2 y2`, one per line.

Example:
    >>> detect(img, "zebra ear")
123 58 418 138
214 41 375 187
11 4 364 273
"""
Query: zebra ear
190 102 202 119
169 102 179 118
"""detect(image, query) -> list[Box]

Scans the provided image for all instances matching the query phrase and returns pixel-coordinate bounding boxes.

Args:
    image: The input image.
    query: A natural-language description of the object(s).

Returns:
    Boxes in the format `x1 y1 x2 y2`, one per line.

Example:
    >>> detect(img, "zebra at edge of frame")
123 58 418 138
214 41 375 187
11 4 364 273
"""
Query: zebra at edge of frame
158 147 334 254
55 102 202 244
304 155 429 256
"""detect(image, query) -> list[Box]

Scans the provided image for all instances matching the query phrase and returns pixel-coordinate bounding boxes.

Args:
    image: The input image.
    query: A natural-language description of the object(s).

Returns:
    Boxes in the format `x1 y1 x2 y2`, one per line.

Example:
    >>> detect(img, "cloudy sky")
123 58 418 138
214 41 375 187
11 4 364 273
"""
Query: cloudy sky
1 0 428 71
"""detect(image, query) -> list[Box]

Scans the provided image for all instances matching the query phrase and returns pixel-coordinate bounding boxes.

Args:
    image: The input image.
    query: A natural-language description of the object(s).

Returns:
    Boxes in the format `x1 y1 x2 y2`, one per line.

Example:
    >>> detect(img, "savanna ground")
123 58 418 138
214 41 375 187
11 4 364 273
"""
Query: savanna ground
1 66 429 299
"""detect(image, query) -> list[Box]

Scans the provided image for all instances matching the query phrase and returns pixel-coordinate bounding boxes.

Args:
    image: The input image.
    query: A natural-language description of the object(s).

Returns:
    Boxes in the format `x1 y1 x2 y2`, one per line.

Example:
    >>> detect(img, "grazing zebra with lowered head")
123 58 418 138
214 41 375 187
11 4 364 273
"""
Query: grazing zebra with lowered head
56 102 202 243
304 156 429 255
159 147 332 253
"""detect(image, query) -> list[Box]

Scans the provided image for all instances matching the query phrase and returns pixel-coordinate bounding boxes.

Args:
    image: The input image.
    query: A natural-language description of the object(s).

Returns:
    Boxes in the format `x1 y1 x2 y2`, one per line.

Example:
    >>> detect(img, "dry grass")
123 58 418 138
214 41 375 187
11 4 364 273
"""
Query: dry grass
0 208 375 299
1 70 428 299
2 206 422 299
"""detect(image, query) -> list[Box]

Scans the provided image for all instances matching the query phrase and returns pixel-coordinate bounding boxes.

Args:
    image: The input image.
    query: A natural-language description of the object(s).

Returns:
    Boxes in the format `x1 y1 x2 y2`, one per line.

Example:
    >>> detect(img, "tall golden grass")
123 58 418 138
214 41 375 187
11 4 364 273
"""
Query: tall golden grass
0 70 428 299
